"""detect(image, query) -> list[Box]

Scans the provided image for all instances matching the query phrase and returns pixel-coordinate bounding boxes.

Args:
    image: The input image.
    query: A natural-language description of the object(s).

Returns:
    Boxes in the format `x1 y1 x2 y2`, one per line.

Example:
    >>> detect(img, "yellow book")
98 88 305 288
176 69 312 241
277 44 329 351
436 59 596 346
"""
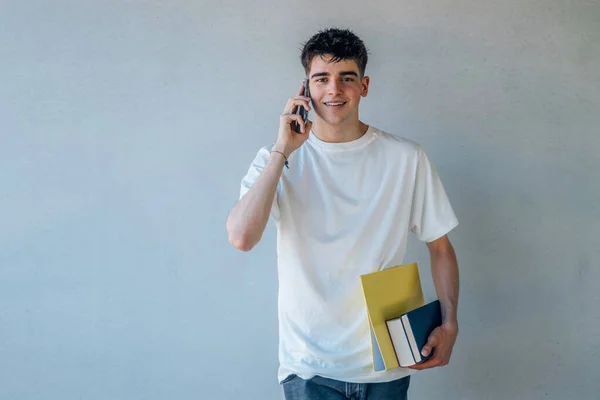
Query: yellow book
360 263 424 371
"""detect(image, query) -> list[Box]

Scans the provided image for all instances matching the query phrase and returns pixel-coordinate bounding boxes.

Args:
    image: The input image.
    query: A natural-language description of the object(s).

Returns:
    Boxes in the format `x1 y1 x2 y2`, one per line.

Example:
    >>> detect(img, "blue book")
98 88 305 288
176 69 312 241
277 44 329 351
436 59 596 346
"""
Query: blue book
385 300 442 367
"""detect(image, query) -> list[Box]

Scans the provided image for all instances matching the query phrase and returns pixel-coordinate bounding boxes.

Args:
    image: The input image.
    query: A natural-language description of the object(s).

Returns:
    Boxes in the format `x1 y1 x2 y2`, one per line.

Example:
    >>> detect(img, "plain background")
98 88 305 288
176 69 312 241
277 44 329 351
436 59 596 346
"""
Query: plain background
1 0 599 399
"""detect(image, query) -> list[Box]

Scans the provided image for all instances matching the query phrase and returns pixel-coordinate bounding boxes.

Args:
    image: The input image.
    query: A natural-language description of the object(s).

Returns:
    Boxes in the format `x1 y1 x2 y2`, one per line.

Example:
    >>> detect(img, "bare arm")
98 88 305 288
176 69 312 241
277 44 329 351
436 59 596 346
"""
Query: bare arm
428 234 459 324
410 234 459 370
226 153 286 251
226 80 312 252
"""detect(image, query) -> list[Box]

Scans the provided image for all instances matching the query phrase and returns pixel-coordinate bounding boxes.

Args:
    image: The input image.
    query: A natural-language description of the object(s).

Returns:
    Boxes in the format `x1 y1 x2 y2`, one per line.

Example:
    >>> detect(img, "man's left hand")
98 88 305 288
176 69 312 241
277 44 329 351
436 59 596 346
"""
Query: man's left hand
408 321 458 370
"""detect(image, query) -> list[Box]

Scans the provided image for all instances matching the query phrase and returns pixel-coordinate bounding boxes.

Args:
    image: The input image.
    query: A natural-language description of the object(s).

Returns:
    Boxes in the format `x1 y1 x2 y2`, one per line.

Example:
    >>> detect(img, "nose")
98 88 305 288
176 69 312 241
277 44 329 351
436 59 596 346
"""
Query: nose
327 79 343 95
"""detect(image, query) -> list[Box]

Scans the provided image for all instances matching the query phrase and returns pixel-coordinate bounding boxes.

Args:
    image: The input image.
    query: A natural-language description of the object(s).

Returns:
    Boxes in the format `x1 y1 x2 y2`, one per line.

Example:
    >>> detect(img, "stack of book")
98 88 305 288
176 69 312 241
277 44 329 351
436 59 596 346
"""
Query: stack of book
360 263 442 369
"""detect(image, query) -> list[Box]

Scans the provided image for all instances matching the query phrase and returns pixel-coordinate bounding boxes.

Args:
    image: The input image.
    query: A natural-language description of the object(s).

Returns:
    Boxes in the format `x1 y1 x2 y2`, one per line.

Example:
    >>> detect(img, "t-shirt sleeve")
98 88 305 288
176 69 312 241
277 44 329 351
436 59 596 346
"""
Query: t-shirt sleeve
239 146 281 220
409 147 458 242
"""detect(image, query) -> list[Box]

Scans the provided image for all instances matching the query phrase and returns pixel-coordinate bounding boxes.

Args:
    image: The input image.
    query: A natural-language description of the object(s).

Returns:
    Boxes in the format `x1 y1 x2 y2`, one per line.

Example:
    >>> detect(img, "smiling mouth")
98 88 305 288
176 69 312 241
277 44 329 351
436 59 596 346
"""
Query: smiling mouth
324 102 347 107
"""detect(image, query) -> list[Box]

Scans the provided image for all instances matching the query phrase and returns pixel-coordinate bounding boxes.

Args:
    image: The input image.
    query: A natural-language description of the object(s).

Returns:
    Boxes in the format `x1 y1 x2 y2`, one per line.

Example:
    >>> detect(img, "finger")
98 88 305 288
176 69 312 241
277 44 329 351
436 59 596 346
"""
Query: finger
294 114 306 133
283 98 312 114
290 97 311 115
408 357 441 370
283 96 311 114
282 114 306 133
304 120 313 133
421 333 439 357
297 80 306 96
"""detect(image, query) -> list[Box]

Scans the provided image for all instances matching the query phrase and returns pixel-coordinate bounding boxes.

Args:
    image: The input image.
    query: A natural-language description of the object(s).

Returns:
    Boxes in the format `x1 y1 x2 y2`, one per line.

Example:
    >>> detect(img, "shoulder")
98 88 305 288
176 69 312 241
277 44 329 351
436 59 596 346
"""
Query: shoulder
371 126 424 157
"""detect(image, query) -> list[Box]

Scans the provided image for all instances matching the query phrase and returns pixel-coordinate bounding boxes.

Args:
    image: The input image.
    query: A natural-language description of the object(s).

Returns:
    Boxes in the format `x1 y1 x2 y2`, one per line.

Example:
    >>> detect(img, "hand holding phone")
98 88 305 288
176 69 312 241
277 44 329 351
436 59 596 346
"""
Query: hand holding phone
292 79 310 134
273 80 312 159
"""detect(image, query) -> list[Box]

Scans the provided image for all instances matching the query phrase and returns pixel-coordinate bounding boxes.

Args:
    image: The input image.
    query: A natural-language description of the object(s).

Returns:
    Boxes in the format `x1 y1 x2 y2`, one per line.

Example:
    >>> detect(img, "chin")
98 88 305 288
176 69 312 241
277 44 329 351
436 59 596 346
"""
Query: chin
315 111 353 126
328 115 352 125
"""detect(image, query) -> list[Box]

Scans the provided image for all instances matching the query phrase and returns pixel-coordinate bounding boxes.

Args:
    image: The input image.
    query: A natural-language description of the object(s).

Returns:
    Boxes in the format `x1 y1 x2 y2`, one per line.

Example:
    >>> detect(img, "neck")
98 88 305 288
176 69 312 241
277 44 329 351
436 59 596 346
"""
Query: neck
311 118 369 143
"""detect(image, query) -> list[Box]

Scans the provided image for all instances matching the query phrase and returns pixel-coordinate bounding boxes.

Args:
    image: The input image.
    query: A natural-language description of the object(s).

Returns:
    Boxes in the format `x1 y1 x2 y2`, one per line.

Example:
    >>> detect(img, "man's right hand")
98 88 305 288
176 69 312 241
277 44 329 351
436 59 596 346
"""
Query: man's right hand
272 80 313 157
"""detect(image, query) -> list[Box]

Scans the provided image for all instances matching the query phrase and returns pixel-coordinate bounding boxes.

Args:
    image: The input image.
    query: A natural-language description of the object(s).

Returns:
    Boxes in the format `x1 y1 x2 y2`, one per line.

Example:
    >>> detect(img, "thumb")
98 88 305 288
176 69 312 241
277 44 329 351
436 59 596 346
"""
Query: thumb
421 332 438 357
305 120 313 133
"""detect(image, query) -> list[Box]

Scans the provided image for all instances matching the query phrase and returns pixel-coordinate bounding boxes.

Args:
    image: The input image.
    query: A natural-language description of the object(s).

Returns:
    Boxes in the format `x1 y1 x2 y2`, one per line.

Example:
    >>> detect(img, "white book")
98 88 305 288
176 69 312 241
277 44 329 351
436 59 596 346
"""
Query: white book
385 300 442 367
386 317 420 367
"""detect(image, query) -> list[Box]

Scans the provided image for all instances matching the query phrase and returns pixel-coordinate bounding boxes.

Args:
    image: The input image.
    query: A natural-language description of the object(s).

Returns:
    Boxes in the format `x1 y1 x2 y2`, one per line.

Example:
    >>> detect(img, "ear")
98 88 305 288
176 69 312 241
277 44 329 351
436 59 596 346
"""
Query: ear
361 76 370 97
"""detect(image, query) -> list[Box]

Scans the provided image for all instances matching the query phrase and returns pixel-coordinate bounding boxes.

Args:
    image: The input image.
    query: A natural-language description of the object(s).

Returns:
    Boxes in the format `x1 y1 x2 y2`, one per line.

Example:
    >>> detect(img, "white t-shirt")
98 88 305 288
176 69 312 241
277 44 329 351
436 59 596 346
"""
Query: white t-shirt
239 125 458 384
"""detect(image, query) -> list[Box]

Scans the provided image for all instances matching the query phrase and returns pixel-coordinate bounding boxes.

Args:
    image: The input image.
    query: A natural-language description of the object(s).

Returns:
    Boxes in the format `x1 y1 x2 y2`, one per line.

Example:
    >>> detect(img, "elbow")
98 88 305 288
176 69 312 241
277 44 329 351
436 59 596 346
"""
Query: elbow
226 217 257 252
229 233 254 252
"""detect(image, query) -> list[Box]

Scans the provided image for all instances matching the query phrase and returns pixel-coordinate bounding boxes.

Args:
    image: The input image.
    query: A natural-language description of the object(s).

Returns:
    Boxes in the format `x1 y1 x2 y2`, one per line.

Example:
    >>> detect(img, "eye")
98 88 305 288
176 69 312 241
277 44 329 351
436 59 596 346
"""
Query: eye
315 78 327 83
343 77 354 82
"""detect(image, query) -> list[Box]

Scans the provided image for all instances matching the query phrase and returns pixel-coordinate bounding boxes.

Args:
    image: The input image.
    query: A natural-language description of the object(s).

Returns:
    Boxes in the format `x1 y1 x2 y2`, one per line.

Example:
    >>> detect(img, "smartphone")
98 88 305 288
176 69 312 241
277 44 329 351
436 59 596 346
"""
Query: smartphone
292 79 310 133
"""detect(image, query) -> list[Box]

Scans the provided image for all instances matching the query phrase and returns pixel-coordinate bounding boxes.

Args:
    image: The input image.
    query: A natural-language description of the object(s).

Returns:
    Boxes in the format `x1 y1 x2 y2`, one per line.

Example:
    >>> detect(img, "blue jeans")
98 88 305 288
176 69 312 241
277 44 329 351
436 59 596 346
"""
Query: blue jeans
281 374 410 400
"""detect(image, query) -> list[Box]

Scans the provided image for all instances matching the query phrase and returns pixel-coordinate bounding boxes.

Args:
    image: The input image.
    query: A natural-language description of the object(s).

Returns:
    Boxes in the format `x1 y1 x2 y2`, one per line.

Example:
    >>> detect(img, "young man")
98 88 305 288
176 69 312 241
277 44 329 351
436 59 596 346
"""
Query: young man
226 28 459 400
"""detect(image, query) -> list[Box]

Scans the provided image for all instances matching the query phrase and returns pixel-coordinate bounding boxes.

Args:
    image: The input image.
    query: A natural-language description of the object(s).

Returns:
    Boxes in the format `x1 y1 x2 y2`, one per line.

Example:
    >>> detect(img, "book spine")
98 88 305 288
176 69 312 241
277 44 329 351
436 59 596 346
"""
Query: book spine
402 315 421 364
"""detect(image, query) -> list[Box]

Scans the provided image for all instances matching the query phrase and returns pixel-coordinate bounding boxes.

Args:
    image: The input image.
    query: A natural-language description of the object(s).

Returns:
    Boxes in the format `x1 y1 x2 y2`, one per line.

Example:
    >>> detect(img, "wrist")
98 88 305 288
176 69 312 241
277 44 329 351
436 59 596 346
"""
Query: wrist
271 143 291 158
442 318 458 330
269 149 289 169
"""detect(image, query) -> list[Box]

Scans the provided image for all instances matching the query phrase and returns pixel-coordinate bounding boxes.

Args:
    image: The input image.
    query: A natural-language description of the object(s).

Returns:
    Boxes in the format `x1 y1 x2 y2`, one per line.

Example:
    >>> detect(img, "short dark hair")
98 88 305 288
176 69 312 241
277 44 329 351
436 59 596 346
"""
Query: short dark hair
300 28 369 78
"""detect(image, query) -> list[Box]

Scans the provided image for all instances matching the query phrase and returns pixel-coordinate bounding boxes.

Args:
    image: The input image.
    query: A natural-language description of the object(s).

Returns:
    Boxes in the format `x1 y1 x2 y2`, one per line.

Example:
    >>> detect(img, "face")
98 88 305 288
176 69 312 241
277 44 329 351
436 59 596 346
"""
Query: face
307 54 370 126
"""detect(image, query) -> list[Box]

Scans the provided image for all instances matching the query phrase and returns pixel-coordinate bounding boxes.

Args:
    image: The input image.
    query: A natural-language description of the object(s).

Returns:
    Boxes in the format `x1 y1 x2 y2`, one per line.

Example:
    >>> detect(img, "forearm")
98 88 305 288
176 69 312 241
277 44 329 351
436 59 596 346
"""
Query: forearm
226 153 286 251
430 244 459 324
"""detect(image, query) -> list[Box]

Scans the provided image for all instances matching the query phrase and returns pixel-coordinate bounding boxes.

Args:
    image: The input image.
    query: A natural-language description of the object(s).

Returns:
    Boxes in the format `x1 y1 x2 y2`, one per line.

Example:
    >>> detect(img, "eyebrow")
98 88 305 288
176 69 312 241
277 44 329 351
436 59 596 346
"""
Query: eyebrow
310 71 359 79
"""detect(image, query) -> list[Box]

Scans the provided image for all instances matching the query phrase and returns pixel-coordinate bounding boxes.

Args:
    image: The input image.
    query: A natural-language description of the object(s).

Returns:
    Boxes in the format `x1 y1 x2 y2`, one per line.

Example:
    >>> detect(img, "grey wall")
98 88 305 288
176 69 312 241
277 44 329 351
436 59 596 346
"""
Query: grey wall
1 0 599 399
